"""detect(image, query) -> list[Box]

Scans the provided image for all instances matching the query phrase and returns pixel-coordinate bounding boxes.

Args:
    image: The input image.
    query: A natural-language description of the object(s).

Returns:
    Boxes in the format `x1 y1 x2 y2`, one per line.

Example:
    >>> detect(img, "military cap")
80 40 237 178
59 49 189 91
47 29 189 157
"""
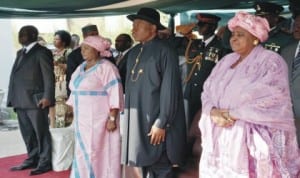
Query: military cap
254 2 284 16
81 24 98 34
196 13 221 25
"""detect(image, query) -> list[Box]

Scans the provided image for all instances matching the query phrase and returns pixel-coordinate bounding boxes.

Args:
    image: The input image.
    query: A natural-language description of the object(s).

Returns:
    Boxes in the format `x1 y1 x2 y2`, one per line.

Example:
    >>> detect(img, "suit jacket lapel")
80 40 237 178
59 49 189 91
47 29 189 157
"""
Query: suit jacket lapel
14 44 38 72
12 50 24 72
290 43 298 80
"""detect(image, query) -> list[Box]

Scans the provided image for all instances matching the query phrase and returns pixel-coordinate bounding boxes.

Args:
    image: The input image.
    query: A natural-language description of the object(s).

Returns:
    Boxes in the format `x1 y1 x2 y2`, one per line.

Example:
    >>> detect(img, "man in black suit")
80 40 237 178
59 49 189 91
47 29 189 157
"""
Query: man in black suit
66 24 115 96
281 13 300 147
66 24 99 97
7 25 55 175
114 33 133 92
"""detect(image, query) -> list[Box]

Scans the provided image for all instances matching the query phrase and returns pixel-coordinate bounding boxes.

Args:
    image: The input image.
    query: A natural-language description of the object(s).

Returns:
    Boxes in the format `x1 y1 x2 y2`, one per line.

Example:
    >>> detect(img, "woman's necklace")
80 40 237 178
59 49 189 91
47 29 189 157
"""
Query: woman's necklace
130 47 144 82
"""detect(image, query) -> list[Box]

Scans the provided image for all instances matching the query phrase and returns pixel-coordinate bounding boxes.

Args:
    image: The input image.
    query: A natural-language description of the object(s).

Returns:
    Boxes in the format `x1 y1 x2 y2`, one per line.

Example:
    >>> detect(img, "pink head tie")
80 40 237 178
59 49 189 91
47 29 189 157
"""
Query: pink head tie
81 35 112 57
228 11 270 42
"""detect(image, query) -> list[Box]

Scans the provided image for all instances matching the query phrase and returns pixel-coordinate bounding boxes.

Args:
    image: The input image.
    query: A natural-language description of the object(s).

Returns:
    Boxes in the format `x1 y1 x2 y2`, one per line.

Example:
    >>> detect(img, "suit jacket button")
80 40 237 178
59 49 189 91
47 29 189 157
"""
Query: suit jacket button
166 124 170 128
194 83 198 86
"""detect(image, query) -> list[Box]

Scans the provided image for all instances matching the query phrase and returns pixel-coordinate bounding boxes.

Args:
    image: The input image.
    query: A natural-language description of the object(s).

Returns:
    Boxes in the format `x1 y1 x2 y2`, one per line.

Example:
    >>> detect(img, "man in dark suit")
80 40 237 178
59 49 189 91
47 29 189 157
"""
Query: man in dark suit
66 24 99 97
66 24 115 96
114 33 133 92
7 25 55 175
281 13 300 148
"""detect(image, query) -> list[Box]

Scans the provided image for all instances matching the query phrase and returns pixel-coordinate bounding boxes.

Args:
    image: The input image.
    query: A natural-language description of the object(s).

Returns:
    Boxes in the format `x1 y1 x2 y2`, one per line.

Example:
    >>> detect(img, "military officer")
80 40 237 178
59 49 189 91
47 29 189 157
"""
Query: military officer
183 13 226 129
254 1 293 53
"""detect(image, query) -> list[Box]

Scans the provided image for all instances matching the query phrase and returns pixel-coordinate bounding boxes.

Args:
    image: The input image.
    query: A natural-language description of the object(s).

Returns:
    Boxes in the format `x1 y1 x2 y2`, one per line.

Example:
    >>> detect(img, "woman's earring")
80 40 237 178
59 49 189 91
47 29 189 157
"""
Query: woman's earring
253 39 259 46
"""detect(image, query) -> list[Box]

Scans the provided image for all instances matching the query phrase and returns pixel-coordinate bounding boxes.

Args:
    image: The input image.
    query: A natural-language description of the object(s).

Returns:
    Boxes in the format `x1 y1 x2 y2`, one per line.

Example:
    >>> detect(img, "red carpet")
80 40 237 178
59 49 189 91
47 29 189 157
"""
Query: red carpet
0 154 70 178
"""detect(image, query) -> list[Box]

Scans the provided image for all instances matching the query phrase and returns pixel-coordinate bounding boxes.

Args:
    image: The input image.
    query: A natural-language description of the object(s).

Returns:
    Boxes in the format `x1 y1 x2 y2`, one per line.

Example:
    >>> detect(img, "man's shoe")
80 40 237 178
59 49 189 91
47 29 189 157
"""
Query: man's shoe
29 166 51 176
10 163 36 171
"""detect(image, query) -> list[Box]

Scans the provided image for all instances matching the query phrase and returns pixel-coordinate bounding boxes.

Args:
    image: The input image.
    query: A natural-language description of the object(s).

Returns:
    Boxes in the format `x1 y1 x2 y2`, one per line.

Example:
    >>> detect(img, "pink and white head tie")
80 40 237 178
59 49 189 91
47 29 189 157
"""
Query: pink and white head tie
228 11 270 42
81 35 112 57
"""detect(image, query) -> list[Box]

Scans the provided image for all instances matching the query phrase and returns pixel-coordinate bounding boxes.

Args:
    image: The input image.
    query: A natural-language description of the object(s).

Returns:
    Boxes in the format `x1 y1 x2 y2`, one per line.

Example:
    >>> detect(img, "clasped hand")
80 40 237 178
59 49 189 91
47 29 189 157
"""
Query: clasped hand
148 125 165 145
210 108 236 127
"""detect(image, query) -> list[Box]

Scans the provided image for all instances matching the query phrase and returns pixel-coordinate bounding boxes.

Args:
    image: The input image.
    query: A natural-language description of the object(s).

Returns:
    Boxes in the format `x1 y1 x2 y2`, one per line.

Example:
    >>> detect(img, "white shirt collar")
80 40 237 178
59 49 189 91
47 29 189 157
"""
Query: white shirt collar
295 41 300 58
204 35 215 47
122 48 131 55
23 41 38 53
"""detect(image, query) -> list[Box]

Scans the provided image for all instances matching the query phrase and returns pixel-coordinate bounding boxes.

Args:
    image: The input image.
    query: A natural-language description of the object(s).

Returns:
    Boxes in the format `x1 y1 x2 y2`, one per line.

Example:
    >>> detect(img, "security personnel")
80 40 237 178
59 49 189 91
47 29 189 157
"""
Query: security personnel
254 1 293 53
284 0 300 34
183 13 226 128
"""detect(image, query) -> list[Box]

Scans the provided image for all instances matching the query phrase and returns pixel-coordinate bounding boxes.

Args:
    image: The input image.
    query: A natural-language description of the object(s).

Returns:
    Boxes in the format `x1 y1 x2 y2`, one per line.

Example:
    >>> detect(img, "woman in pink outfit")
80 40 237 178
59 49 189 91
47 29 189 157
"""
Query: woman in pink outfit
67 35 124 178
199 11 300 178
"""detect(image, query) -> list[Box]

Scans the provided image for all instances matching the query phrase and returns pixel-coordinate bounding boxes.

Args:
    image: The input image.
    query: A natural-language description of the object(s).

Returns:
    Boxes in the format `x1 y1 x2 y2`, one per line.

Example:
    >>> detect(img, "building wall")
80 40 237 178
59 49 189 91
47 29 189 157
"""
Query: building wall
0 20 15 105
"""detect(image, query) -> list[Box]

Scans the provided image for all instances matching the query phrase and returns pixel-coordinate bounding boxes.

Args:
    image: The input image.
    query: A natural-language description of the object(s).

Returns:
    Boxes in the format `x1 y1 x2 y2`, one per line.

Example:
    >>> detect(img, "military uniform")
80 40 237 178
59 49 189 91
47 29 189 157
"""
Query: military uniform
254 2 294 53
184 36 225 126
262 26 293 53
175 13 228 128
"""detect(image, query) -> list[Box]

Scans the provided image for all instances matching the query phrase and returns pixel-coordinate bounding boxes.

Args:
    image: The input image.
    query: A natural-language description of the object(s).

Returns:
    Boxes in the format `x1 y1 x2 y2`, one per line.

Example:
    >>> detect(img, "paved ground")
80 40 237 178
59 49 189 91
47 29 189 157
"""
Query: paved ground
0 120 26 158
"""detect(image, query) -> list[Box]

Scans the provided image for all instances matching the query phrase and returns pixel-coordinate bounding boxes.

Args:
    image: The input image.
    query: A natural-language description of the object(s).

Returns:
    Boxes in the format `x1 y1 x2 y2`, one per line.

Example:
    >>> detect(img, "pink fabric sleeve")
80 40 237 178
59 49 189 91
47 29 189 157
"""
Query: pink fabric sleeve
201 55 229 117
101 62 124 112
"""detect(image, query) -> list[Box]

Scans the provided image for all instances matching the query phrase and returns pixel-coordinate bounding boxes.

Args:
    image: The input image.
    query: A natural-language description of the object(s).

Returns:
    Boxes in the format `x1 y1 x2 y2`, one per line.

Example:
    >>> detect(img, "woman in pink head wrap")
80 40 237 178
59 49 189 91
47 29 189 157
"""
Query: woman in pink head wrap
199 11 300 177
67 35 124 178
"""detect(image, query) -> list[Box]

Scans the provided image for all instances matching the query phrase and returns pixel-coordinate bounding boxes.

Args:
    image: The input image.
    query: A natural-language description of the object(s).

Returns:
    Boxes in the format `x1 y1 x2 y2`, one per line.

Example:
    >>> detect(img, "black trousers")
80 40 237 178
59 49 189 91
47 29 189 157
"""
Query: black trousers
16 108 52 167
142 151 173 178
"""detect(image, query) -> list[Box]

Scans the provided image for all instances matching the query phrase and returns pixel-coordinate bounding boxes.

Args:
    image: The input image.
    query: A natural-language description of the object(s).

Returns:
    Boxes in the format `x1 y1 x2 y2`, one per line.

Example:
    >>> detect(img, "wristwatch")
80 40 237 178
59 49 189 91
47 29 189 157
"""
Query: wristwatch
109 116 116 121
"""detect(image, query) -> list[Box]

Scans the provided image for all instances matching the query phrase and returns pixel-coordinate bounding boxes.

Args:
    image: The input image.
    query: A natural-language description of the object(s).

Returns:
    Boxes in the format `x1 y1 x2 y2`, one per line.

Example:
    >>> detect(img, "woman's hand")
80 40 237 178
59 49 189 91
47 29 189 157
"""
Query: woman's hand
106 119 117 132
210 108 236 127
106 109 119 132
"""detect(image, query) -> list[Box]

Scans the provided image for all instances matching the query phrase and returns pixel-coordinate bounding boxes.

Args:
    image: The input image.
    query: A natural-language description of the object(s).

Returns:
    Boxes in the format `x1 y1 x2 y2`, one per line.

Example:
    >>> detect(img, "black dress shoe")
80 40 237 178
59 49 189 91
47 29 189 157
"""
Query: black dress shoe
10 163 36 171
29 166 52 176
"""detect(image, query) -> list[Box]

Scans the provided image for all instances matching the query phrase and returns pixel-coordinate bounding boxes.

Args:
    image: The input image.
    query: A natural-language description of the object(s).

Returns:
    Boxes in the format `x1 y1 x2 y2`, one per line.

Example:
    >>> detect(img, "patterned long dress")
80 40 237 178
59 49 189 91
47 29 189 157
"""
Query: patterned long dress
199 45 300 178
67 59 124 178
53 48 71 127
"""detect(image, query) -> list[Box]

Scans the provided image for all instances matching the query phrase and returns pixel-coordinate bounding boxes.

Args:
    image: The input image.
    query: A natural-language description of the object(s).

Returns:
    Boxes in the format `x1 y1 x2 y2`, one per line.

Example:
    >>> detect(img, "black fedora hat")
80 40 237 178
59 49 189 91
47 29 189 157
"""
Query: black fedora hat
127 7 166 30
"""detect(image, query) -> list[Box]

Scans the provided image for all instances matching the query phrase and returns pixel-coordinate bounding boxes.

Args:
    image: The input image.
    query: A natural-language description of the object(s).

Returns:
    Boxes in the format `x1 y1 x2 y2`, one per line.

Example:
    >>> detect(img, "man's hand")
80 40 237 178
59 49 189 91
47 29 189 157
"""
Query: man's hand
147 125 165 145
38 98 51 109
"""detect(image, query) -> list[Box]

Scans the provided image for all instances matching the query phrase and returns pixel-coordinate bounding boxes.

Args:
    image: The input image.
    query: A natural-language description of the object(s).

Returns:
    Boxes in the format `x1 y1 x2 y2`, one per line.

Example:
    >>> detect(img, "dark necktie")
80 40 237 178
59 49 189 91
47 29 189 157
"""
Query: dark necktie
16 48 26 67
293 44 300 73
116 52 123 66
